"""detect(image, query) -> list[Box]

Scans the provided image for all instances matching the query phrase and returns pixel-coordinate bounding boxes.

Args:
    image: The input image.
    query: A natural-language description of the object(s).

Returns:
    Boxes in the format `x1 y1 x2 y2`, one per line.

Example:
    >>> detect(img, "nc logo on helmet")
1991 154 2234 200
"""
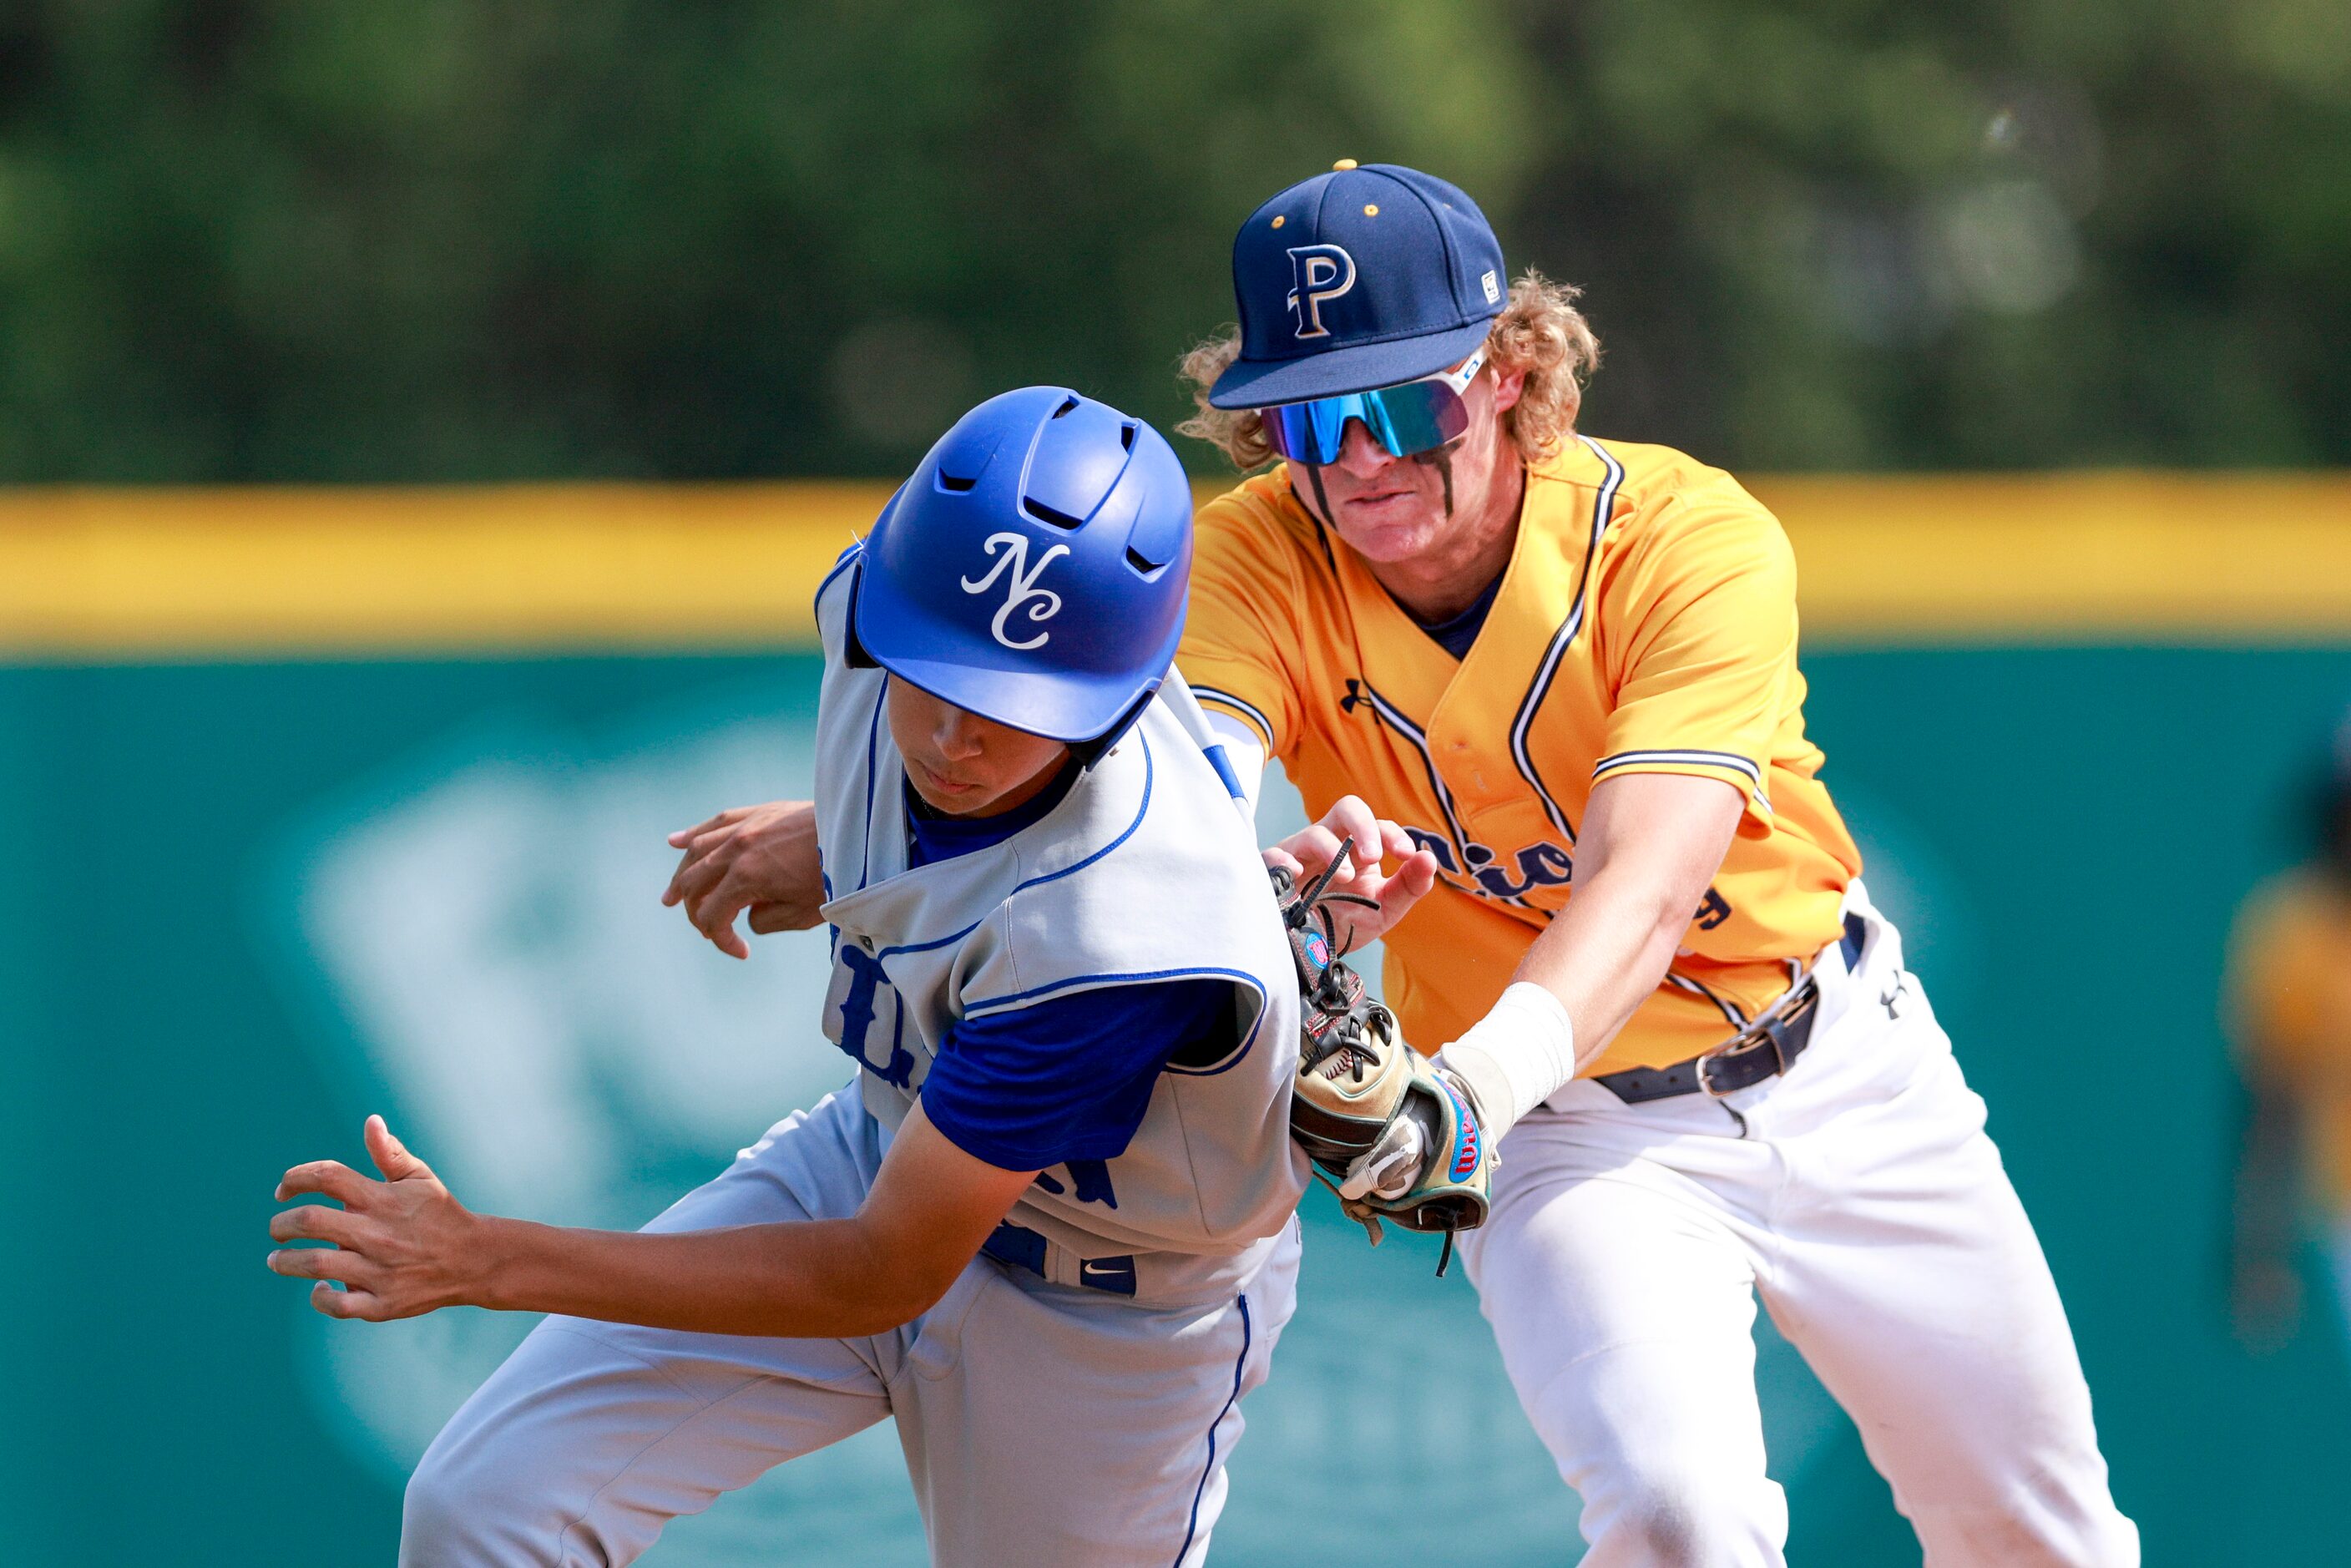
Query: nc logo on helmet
961 532 1071 650
1285 244 1356 339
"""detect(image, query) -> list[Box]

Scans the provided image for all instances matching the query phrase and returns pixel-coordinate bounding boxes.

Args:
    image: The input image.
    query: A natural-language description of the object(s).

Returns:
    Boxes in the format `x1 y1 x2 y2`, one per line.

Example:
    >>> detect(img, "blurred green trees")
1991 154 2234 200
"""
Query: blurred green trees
0 0 2342 480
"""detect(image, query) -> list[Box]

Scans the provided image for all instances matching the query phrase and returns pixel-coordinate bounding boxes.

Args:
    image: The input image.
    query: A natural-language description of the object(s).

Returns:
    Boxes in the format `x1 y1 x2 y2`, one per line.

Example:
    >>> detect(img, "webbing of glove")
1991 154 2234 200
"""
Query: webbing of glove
1273 862 1408 1175
1271 859 1494 1277
1337 1059 1495 1277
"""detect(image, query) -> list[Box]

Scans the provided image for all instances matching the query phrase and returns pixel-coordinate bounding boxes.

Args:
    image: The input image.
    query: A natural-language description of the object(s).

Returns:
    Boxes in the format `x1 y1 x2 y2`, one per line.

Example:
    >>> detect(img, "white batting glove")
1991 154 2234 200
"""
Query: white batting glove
1337 1114 1428 1202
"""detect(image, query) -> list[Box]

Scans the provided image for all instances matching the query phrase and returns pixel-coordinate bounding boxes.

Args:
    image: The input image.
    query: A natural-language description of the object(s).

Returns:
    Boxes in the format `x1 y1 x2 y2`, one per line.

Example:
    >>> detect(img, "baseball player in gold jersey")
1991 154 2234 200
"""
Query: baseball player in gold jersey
1174 162 2136 1565
2226 711 2351 1353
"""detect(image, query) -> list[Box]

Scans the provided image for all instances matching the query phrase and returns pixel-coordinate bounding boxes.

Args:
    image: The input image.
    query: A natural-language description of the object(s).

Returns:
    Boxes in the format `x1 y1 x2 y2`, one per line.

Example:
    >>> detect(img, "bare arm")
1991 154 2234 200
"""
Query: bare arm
1515 771 1744 1068
1431 771 1742 1138
662 800 826 957
270 1109 1036 1338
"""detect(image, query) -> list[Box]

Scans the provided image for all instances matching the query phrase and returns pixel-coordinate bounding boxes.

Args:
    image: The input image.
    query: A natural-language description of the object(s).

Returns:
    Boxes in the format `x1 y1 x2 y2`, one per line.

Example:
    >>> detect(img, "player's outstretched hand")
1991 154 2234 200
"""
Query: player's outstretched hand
1262 794 1438 950
269 1115 484 1323
662 800 824 959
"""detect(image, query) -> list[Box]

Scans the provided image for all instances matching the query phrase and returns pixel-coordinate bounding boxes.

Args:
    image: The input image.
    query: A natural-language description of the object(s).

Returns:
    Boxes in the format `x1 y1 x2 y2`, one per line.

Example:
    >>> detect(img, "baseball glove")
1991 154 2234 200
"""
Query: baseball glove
1274 857 1494 1275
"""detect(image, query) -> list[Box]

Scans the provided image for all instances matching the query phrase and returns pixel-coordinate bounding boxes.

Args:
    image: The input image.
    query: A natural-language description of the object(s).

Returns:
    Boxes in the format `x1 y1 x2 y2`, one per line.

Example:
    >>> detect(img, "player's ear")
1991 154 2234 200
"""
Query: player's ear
1489 362 1527 416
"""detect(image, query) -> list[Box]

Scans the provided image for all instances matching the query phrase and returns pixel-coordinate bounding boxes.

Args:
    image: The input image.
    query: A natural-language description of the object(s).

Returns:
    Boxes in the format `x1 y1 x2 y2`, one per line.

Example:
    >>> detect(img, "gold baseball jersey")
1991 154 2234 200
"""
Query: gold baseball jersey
2227 870 2351 1209
1181 433 1863 1080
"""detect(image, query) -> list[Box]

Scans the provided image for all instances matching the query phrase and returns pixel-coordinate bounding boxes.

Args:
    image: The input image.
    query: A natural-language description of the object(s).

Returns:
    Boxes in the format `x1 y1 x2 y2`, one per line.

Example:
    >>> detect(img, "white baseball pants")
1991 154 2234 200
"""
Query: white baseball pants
1459 886 2139 1566
399 1087 1298 1567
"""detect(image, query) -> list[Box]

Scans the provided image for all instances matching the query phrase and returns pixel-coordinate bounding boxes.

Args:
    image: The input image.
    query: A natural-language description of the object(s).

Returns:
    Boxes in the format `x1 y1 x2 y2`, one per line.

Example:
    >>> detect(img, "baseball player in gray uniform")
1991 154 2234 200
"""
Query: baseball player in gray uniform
267 387 1311 1566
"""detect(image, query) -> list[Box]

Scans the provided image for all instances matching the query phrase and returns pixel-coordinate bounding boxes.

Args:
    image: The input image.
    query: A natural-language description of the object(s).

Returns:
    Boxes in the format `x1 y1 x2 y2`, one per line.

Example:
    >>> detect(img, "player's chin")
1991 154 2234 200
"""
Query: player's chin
907 761 992 814
1336 511 1447 562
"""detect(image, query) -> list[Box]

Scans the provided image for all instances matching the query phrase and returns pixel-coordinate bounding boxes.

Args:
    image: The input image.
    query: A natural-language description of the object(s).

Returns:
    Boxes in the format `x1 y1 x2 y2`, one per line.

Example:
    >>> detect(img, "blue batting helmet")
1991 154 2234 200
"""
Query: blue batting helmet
849 387 1194 745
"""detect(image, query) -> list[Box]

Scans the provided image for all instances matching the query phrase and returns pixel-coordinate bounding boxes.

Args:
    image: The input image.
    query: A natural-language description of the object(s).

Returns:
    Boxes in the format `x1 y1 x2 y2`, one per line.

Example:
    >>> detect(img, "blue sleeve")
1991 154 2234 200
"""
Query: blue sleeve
918 978 1237 1171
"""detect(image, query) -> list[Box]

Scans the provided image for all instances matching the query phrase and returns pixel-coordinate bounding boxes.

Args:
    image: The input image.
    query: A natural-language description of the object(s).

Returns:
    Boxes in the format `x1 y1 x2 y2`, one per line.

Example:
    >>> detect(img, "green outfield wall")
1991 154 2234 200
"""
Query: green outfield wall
3 483 2348 1565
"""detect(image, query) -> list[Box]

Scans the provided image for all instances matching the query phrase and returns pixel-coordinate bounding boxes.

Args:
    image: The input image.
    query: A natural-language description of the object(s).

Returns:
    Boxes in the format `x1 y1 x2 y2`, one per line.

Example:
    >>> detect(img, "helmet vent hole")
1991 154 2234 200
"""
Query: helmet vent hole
1125 547 1159 575
1120 422 1137 451
935 472 978 493
1050 396 1080 419
1023 498 1085 529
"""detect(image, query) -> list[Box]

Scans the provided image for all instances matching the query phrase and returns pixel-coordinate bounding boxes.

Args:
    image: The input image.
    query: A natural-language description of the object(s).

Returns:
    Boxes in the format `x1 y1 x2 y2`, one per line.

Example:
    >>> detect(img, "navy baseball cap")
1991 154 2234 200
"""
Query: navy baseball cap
1206 161 1508 410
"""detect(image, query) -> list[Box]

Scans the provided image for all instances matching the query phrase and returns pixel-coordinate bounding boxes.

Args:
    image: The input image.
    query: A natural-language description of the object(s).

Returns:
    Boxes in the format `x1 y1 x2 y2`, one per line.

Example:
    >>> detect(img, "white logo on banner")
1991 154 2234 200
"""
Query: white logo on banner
960 531 1071 650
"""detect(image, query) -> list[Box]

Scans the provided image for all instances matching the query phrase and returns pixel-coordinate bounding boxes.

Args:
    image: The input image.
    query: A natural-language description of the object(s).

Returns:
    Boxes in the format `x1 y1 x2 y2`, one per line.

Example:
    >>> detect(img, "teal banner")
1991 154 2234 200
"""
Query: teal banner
4 648 2346 1564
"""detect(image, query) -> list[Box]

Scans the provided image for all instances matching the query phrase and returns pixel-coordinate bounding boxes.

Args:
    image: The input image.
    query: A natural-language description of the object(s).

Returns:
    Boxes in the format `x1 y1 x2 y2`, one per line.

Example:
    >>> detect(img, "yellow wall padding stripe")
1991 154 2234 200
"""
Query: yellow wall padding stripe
1750 473 2351 644
0 473 2345 658
0 484 886 657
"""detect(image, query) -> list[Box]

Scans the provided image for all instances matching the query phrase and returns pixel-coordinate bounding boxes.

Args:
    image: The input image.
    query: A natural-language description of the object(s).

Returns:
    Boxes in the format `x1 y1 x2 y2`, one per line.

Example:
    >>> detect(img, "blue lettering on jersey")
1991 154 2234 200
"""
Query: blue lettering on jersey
1406 828 1577 900
1065 1159 1119 1208
1403 826 1459 872
836 943 917 1089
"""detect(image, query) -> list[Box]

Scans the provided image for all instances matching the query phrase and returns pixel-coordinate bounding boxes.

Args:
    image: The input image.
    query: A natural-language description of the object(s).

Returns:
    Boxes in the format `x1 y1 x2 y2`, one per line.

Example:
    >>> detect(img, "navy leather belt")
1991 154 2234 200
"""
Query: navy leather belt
1595 913 1867 1105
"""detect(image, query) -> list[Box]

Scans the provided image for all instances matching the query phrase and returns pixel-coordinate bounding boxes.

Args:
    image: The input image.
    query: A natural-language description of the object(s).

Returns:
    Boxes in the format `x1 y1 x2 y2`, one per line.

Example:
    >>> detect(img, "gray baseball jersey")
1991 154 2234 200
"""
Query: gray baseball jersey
811 552 1308 1308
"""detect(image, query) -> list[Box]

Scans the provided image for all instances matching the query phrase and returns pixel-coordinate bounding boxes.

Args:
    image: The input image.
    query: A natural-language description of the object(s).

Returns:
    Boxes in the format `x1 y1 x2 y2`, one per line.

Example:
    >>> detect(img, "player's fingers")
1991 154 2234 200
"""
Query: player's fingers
270 1245 370 1285
274 1161 376 1207
1282 823 1347 877
663 807 744 850
688 888 754 960
310 1281 391 1321
364 1115 436 1183
270 1204 364 1247
1321 796 1383 866
690 912 747 964
662 833 739 907
1261 847 1303 879
1378 820 1418 864
1397 848 1439 898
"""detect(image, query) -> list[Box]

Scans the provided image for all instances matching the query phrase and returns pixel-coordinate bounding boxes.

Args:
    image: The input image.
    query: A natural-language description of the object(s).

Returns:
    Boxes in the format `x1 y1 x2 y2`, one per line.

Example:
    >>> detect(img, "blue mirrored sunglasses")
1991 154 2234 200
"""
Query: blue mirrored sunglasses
1258 346 1487 466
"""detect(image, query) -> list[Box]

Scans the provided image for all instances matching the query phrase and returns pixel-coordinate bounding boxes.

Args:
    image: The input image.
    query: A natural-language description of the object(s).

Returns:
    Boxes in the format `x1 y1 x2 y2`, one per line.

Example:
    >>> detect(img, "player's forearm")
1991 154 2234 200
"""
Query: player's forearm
1512 860 1696 1069
473 1214 937 1339
1438 835 1718 1140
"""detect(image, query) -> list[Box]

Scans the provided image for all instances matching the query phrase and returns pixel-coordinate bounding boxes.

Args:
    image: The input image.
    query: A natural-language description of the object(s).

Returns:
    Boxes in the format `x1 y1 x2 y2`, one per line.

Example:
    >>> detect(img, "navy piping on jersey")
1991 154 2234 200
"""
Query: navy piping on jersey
1592 747 1773 813
1173 1293 1252 1568
1507 434 1626 844
865 730 1158 964
1664 969 1749 1029
1348 679 1530 910
857 675 889 892
1191 685 1275 751
966 965 1268 1077
814 541 862 608
810 554 890 895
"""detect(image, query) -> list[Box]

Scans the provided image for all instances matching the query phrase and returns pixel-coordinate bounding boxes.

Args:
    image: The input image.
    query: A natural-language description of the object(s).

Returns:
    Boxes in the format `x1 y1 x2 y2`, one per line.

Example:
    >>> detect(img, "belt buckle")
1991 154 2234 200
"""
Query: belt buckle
1697 1012 1792 1098
1696 1044 1737 1098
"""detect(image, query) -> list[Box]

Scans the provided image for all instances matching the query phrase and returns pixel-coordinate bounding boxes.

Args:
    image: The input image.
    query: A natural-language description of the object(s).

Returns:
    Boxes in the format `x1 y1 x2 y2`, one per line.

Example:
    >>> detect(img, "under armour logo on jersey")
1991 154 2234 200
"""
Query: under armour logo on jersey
960 531 1072 650
1285 244 1357 338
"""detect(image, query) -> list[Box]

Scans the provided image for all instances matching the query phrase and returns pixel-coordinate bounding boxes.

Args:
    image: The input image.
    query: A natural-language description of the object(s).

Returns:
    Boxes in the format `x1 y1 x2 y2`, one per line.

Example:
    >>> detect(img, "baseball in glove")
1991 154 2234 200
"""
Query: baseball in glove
1274 854 1494 1275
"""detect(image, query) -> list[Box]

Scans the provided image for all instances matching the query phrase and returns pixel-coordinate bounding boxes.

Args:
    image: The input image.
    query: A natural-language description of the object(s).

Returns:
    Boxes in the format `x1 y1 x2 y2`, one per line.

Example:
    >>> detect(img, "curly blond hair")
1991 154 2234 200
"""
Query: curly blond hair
1176 270 1601 472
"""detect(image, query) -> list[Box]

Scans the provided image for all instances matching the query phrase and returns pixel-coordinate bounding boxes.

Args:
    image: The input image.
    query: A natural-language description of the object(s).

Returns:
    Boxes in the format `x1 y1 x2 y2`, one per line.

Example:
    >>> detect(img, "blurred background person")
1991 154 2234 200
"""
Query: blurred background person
2227 708 2351 1353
